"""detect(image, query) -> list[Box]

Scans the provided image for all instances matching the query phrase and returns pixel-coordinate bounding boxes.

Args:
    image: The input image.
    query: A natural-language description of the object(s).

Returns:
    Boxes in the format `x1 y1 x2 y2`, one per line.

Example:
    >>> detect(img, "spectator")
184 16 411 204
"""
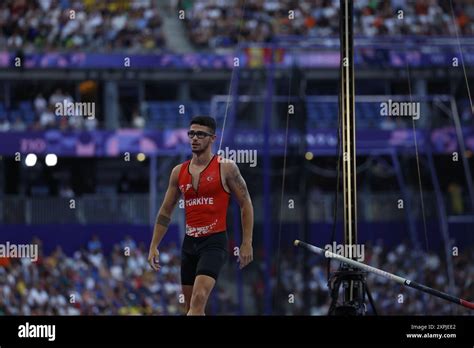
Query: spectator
0 119 11 132
34 93 47 114
131 108 145 129
39 105 56 128
87 235 102 253
11 116 26 131
49 89 65 108
84 116 98 131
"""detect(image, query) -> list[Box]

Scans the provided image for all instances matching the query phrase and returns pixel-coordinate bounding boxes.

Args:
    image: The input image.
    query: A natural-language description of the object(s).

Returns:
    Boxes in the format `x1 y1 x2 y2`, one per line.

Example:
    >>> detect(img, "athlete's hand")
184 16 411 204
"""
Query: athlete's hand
148 247 161 271
239 242 253 269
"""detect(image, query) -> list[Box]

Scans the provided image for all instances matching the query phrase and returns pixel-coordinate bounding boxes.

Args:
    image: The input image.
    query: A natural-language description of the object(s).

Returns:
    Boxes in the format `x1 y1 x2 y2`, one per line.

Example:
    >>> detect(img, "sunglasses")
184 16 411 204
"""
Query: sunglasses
187 130 214 139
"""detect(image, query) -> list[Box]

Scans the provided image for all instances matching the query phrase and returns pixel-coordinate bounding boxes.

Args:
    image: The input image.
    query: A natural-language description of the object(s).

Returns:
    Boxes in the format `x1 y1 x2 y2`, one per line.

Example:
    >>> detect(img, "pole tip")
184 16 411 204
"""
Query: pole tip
294 240 300 246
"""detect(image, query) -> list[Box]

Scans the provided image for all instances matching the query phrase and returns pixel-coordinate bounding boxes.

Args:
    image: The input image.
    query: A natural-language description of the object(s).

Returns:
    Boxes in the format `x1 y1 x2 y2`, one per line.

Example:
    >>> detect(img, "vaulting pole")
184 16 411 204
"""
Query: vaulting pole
295 240 474 310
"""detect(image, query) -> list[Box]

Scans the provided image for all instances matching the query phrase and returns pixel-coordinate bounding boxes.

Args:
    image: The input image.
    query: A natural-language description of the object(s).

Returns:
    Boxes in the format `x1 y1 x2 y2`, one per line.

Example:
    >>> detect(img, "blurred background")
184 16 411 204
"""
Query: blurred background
0 0 473 315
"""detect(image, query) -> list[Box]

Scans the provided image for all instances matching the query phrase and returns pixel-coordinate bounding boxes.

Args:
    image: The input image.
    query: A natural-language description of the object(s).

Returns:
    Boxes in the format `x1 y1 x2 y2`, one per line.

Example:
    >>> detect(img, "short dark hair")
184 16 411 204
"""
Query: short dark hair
189 116 216 134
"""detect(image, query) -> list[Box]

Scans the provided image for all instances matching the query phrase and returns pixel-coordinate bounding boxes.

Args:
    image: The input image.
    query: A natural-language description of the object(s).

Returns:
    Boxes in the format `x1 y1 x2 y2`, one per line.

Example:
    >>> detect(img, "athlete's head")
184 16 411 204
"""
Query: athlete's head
188 116 217 154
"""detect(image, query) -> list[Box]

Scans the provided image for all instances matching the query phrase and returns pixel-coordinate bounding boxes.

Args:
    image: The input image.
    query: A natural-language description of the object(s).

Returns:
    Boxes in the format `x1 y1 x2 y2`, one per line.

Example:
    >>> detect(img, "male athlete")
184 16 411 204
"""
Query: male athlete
148 116 254 315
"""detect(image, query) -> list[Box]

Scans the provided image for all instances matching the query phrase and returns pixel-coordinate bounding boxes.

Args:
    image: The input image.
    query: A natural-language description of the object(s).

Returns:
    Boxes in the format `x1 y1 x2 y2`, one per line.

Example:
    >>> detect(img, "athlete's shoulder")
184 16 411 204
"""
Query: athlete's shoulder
219 158 239 176
218 156 236 166
172 163 183 171
170 163 184 179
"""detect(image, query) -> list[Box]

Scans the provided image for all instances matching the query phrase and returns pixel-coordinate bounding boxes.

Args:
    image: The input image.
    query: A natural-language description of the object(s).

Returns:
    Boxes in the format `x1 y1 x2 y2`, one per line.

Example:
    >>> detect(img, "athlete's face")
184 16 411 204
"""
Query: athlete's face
188 124 216 154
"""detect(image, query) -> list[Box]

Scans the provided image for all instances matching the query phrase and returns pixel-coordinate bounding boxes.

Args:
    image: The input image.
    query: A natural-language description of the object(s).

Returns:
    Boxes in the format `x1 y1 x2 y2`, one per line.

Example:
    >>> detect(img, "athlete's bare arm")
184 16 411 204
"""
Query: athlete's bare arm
148 164 181 271
223 160 254 269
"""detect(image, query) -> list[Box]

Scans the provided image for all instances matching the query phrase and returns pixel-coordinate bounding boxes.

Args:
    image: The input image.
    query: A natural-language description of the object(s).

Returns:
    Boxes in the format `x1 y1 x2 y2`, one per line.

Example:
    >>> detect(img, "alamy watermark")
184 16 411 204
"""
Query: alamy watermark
324 242 365 262
0 242 38 262
18 322 55 341
55 100 95 119
217 147 257 167
380 100 420 120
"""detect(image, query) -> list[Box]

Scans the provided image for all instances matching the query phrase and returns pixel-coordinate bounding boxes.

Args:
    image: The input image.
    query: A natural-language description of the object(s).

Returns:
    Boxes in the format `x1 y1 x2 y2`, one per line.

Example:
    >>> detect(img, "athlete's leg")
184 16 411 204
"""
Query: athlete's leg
181 239 198 314
187 274 216 316
182 285 193 313
187 232 228 315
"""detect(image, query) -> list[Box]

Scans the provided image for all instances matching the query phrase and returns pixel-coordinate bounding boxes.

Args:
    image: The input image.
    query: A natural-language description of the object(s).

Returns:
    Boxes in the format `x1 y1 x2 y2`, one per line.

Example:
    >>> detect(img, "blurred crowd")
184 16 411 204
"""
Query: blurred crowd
0 89 99 132
0 236 472 315
0 0 165 53
0 237 183 315
184 0 474 48
1 0 473 52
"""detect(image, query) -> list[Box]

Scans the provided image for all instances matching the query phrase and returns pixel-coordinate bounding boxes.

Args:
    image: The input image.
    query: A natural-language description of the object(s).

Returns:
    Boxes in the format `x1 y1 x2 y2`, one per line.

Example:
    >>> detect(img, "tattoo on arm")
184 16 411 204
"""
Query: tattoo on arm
230 164 250 201
156 214 171 227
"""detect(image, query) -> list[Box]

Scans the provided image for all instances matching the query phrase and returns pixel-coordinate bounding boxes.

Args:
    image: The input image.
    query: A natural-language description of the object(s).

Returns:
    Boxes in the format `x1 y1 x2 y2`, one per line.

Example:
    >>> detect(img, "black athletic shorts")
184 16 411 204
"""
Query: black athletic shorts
181 231 228 286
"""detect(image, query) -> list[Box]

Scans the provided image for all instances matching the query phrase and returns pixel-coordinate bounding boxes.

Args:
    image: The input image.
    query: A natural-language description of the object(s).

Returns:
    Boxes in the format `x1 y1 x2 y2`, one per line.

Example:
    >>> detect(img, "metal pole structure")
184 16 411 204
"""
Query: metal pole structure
341 0 357 254
330 0 366 315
